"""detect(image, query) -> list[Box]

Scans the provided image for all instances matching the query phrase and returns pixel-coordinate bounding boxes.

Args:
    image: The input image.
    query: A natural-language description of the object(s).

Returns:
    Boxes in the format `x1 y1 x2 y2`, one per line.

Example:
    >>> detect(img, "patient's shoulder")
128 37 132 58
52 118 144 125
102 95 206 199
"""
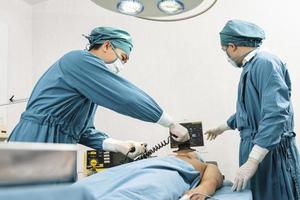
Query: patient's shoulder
175 155 207 174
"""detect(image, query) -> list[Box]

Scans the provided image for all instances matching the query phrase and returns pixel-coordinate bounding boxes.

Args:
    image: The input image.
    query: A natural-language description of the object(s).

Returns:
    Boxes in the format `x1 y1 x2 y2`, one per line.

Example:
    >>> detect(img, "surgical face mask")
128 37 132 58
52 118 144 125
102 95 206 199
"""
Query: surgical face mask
106 58 124 74
226 55 240 68
105 44 125 74
223 46 242 68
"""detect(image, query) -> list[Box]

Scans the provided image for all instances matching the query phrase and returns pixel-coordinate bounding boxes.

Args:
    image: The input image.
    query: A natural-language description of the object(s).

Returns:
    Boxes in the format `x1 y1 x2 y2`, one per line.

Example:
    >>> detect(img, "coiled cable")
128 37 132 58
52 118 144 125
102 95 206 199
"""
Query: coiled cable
135 136 170 160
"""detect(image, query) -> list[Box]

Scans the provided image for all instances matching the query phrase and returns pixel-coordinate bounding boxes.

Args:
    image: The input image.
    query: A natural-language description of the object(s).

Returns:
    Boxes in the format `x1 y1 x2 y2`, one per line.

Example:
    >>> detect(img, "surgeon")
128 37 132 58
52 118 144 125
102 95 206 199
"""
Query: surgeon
205 19 300 200
8 27 190 159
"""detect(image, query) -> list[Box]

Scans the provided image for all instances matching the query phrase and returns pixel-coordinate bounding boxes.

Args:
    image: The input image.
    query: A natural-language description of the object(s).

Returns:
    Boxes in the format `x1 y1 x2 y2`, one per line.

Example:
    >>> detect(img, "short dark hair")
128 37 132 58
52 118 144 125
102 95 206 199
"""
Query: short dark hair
88 43 102 51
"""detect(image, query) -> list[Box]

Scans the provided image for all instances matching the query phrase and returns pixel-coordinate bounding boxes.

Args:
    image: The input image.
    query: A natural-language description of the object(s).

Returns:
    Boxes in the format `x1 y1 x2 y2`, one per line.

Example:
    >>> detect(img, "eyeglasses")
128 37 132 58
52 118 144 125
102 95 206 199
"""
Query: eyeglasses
222 44 237 52
221 46 228 52
110 44 128 64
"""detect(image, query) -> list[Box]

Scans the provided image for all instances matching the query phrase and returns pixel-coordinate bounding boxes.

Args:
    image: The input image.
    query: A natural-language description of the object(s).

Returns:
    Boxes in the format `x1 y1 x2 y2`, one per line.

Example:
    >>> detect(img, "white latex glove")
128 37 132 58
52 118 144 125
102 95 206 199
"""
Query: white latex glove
157 111 173 127
204 124 231 140
170 123 190 142
103 138 147 159
156 112 190 142
126 140 147 159
232 145 269 192
231 157 258 192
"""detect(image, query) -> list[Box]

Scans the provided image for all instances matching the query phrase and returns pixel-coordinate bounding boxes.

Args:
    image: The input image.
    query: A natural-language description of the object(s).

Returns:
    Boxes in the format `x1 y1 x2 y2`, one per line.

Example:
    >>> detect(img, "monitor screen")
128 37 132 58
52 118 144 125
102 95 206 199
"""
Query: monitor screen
170 121 204 149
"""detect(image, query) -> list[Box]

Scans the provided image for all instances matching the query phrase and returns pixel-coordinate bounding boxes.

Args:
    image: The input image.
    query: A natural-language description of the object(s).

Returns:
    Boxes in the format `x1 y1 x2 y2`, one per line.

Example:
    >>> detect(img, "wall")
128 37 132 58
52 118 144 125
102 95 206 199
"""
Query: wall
31 0 300 181
0 0 33 134
0 22 8 131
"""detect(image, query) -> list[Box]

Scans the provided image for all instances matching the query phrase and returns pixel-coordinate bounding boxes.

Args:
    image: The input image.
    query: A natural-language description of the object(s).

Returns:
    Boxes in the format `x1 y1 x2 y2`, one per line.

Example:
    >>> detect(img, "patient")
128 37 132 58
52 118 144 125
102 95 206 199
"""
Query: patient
176 150 223 200
75 150 223 200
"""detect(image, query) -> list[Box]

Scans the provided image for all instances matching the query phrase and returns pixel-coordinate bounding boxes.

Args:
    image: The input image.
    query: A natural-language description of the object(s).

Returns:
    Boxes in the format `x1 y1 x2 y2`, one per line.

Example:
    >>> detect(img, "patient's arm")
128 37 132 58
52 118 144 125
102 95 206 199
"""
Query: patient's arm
175 151 223 200
186 163 223 200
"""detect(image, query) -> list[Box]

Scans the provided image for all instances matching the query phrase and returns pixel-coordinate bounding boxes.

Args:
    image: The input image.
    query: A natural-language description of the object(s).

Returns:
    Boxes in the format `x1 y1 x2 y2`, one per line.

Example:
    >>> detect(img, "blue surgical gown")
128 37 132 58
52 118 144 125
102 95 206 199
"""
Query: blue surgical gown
8 50 163 149
227 51 300 200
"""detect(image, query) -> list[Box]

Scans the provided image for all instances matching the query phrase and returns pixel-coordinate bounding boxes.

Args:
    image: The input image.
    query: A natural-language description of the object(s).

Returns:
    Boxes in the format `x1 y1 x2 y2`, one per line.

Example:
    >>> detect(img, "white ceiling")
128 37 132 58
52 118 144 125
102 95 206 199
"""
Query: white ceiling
22 0 49 5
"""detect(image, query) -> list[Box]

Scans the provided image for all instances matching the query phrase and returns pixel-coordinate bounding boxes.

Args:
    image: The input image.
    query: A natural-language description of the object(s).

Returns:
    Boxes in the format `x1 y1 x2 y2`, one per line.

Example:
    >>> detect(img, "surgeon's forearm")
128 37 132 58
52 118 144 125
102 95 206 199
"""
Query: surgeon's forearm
157 111 173 127
249 144 269 162
219 124 232 132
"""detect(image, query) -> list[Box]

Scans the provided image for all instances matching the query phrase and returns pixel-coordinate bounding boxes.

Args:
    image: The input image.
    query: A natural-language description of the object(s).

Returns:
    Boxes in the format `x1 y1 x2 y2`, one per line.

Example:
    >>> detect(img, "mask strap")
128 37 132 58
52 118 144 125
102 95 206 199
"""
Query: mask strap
82 34 92 50
109 42 126 64
84 43 91 51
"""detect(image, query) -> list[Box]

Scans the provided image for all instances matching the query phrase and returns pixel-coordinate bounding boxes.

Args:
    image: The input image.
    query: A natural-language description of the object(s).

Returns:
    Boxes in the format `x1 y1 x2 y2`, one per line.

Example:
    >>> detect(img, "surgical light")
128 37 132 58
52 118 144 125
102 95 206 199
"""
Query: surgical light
91 0 218 22
117 0 144 16
158 0 184 15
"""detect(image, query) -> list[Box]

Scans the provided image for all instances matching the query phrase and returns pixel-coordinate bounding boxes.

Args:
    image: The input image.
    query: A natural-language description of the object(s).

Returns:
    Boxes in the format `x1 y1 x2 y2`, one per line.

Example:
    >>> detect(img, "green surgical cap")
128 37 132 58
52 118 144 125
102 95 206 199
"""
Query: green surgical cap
85 27 133 56
220 20 265 47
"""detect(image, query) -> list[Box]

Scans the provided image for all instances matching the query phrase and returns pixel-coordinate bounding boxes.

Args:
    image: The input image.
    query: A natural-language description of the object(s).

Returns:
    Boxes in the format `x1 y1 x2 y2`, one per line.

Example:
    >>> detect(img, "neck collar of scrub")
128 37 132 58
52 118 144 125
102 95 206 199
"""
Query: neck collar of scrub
242 48 260 66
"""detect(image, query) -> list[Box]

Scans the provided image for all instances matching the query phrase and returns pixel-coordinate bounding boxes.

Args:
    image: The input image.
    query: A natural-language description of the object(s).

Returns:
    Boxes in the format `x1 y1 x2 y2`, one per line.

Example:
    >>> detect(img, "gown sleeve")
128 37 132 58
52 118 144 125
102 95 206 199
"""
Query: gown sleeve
251 57 290 150
79 106 108 150
60 51 163 123
227 113 237 130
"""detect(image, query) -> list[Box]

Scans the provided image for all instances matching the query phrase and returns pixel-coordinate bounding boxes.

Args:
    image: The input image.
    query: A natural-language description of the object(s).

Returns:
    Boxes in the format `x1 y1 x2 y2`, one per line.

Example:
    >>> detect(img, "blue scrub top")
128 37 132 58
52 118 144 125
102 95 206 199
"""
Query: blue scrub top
227 50 294 150
8 50 163 149
227 50 300 200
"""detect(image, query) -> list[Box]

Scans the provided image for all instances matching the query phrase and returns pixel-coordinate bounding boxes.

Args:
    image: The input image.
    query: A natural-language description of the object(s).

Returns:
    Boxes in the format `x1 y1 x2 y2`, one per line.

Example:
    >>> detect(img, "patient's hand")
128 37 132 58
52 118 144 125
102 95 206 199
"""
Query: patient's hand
184 188 206 200
184 163 222 200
